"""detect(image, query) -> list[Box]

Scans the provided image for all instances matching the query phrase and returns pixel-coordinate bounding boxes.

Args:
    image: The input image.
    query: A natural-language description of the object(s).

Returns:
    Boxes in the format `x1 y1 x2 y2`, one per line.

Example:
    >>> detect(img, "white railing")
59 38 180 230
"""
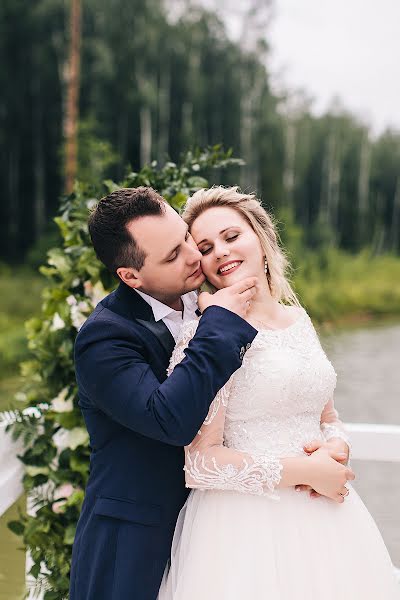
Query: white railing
1 420 400 595
4 421 398 517
346 423 400 463
0 421 24 516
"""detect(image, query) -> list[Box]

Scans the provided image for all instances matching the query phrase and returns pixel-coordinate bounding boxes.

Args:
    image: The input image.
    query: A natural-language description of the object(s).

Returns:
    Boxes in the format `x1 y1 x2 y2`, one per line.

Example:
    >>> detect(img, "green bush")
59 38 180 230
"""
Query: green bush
294 248 400 323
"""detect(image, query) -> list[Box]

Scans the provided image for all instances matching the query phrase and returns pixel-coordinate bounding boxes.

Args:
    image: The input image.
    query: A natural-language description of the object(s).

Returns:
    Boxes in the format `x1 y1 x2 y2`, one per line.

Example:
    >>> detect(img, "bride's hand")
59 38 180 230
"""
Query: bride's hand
304 438 350 464
296 438 350 498
304 449 355 503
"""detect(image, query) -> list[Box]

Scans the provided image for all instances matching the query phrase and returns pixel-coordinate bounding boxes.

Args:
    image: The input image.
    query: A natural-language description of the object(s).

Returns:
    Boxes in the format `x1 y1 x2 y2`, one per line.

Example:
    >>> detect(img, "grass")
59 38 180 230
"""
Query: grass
0 267 45 411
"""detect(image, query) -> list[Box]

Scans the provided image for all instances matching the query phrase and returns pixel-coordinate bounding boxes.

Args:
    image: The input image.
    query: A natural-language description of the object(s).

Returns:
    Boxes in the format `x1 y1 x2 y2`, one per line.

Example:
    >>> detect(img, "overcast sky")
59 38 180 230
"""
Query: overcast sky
268 0 400 134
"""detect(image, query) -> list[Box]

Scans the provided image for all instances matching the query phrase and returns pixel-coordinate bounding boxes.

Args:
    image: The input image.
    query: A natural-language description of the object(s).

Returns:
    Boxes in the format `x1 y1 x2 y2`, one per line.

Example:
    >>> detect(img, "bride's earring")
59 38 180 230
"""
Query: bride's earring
264 257 268 275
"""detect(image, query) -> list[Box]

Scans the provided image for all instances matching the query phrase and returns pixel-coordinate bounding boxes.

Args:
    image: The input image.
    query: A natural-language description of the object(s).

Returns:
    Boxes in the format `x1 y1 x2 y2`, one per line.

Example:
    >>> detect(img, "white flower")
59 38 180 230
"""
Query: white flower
22 406 42 418
66 295 76 306
50 312 65 331
192 163 200 171
51 387 74 413
87 198 97 210
67 295 90 330
84 280 107 306
52 427 89 451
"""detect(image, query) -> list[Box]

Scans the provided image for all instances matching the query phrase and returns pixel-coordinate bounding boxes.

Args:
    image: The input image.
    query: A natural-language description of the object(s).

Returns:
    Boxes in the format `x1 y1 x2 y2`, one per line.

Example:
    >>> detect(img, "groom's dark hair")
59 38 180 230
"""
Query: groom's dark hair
89 187 166 274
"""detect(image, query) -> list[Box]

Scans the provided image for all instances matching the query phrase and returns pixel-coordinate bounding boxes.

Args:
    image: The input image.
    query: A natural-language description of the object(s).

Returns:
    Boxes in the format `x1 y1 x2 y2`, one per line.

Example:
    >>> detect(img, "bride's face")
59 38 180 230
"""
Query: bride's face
190 206 265 289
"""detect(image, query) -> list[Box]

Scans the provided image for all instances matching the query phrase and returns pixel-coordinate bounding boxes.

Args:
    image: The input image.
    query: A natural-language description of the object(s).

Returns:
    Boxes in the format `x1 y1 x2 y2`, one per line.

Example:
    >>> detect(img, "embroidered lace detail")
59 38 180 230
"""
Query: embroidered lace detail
203 378 231 426
166 319 200 376
224 414 325 458
321 422 352 460
184 450 282 498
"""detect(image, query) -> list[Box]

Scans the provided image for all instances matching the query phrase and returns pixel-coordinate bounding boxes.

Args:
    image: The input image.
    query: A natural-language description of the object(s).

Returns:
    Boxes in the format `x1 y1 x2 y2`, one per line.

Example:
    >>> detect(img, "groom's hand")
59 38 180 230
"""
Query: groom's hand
198 277 259 319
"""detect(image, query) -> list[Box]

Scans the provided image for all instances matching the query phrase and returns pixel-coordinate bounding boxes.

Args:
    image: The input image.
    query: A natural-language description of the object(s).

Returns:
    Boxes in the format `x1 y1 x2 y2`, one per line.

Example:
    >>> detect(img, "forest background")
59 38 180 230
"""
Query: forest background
1 0 400 411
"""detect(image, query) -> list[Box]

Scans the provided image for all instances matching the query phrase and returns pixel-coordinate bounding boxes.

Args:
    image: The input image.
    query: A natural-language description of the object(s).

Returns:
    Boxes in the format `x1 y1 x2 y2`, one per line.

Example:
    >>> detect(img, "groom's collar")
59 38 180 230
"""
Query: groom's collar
113 281 183 359
114 280 155 322
135 288 181 322
135 288 198 323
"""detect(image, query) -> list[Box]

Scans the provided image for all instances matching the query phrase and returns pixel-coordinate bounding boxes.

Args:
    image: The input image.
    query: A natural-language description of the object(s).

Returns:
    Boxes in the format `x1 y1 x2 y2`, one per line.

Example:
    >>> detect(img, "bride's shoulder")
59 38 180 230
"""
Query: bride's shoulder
284 304 307 320
285 304 303 315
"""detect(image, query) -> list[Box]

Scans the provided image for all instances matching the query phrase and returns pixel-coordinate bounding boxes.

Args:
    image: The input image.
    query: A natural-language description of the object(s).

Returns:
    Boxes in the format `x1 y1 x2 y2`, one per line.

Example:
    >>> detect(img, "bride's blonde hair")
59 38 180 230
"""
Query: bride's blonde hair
182 186 300 306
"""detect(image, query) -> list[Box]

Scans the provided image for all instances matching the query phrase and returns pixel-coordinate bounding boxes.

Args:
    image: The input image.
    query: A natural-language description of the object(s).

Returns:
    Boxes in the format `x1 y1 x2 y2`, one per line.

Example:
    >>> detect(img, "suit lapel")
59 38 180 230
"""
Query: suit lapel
115 282 176 359
135 318 176 358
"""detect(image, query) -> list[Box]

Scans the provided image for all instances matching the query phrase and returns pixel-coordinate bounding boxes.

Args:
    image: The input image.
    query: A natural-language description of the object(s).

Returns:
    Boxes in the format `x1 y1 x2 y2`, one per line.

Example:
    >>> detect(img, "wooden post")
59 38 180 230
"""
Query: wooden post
64 0 81 194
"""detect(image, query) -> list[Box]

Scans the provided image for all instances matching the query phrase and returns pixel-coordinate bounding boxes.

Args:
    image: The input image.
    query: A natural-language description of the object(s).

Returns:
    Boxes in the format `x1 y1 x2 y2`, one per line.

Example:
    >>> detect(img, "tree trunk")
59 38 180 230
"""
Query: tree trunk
283 120 296 207
64 0 81 194
389 177 400 252
8 143 20 257
140 106 152 167
33 66 45 240
157 62 170 164
357 136 371 247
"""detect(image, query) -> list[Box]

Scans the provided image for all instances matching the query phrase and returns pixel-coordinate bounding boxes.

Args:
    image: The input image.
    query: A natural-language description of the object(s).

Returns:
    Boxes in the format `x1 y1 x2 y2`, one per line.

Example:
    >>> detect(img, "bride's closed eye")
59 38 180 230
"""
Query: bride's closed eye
199 234 239 255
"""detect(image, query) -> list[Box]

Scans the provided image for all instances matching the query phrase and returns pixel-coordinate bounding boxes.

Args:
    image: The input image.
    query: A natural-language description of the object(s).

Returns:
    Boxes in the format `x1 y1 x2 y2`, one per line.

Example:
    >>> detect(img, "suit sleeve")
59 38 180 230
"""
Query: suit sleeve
74 306 257 446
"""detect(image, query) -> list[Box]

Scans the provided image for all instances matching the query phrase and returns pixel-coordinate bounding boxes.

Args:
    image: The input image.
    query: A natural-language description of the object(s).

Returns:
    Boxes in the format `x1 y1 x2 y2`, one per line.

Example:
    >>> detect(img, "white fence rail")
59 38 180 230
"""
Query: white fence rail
346 423 400 463
1 421 400 518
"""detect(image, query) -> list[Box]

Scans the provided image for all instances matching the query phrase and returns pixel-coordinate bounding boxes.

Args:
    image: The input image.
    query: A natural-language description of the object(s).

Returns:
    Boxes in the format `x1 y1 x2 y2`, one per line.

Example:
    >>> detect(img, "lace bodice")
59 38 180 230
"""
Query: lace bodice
168 308 349 499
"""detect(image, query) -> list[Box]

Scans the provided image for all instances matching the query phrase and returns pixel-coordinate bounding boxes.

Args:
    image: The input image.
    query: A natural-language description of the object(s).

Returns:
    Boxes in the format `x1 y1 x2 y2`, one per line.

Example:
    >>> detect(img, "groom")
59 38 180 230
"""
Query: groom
69 187 258 600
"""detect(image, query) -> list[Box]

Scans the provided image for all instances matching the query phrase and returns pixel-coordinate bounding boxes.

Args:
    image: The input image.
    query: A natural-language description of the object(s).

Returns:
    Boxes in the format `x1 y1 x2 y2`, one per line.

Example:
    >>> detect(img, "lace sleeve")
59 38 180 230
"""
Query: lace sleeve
167 319 200 376
167 320 282 498
320 397 351 458
184 380 283 499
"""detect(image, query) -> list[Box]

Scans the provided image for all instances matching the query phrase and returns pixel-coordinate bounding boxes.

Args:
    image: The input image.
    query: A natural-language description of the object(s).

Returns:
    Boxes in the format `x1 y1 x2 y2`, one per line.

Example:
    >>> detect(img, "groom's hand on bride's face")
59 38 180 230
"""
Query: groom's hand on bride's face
197 277 259 319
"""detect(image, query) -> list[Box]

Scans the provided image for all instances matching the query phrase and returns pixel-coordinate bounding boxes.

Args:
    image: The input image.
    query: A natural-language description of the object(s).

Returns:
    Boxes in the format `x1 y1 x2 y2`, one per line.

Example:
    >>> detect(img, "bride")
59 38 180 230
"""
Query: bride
158 186 399 599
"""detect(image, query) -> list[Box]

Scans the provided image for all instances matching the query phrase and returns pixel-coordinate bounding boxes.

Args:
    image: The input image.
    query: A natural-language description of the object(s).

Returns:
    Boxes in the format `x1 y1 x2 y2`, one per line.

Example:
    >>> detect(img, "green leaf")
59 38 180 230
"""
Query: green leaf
29 561 41 579
187 176 208 189
63 523 77 545
169 191 188 210
103 179 120 193
8 520 25 536
44 591 60 600
70 454 89 477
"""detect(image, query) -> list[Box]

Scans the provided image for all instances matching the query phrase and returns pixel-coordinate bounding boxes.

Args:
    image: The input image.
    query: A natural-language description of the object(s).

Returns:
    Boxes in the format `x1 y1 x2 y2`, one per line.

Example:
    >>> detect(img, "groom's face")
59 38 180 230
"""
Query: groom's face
120 204 205 302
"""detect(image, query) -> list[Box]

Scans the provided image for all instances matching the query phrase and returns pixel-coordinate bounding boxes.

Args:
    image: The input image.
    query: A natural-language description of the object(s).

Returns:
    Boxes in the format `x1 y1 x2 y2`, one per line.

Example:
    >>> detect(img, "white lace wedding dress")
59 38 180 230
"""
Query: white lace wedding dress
158 308 399 599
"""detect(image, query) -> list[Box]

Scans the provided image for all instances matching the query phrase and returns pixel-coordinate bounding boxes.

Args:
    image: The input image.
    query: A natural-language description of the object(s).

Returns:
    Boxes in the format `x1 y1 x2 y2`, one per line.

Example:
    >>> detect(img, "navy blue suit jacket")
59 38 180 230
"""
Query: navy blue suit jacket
69 281 257 600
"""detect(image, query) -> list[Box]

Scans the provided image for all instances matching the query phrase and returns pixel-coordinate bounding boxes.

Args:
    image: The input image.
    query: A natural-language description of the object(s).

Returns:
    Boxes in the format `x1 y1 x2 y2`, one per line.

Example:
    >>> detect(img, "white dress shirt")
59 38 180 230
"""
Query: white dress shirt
134 289 199 342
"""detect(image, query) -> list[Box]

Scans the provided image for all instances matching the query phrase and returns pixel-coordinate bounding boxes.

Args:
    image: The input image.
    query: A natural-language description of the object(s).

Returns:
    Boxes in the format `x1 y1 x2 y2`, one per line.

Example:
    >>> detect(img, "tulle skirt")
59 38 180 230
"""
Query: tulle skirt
158 485 399 599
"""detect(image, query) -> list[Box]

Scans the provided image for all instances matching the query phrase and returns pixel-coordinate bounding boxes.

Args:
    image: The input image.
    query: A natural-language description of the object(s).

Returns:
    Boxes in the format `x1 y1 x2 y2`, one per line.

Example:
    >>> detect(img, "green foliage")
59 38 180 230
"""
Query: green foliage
76 116 120 192
1 147 240 599
3 0 400 264
294 248 400 324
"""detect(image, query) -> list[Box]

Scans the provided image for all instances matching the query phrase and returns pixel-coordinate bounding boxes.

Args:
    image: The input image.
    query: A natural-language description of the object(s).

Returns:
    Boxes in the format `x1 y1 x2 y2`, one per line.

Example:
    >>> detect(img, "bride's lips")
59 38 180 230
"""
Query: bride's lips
217 260 242 277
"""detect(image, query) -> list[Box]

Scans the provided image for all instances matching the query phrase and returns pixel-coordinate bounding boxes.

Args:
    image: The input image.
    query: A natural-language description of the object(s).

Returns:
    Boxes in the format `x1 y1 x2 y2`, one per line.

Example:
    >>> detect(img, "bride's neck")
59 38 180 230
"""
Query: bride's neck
246 280 282 322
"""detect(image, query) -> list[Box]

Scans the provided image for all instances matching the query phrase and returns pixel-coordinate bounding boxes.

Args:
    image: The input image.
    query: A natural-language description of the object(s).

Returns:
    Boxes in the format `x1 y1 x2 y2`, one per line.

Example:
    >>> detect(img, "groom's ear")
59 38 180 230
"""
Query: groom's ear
117 267 142 289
